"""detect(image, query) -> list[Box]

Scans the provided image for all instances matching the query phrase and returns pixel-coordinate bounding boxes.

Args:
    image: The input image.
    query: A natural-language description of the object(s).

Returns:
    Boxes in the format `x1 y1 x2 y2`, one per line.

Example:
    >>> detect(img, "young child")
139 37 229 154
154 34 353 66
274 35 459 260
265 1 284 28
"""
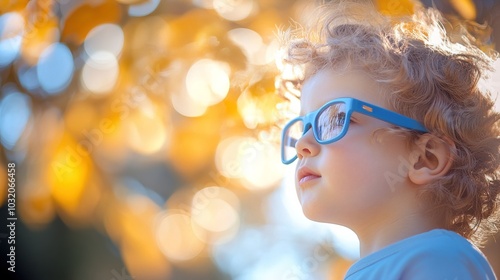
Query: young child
278 1 500 279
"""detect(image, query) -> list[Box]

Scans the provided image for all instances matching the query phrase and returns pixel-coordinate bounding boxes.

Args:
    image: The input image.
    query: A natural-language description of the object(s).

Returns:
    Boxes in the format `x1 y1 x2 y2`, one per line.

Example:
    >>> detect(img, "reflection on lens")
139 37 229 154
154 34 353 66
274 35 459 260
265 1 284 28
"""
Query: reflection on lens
316 102 346 141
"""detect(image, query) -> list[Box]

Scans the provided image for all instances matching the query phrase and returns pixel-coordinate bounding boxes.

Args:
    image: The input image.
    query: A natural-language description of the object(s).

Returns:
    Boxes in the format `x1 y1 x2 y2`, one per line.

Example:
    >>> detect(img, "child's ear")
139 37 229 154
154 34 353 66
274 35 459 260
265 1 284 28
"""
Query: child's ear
408 134 455 185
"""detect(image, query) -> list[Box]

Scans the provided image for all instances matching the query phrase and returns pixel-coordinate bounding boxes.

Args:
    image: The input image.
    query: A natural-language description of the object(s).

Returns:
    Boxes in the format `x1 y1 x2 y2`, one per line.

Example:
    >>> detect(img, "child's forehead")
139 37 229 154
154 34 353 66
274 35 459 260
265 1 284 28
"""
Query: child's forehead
299 68 388 113
302 68 380 94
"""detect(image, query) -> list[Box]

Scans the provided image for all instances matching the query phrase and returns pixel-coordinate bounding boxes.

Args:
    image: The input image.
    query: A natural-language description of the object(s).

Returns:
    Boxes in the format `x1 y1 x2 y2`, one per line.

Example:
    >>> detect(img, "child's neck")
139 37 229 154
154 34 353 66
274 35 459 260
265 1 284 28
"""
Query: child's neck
356 207 445 258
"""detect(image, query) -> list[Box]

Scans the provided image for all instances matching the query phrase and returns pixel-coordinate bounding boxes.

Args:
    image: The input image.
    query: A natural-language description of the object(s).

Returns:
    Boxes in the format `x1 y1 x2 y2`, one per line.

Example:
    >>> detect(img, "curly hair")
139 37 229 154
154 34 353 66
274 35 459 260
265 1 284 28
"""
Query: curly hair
277 0 500 246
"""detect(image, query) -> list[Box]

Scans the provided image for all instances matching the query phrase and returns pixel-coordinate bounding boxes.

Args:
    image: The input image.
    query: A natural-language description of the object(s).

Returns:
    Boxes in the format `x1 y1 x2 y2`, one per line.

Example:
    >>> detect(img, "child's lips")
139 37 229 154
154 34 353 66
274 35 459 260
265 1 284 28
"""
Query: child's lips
299 174 321 185
297 167 321 186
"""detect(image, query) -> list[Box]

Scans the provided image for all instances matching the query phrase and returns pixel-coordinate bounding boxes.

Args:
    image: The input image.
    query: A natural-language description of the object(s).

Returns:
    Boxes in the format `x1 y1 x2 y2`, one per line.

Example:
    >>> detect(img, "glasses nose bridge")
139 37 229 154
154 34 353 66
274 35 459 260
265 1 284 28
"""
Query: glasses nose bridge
302 114 316 134
303 122 313 134
301 113 317 139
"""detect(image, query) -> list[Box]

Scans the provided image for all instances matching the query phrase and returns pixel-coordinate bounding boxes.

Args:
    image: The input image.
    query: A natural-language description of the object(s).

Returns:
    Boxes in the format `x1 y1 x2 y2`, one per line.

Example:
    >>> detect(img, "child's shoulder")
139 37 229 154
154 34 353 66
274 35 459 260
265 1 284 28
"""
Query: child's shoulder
345 229 496 280
405 229 485 260
395 229 495 279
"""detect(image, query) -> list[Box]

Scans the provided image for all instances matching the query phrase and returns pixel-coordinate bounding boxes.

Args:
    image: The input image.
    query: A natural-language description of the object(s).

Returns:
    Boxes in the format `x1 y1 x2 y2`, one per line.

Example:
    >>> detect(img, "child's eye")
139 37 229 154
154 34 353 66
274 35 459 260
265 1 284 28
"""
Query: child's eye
335 112 346 126
334 113 356 126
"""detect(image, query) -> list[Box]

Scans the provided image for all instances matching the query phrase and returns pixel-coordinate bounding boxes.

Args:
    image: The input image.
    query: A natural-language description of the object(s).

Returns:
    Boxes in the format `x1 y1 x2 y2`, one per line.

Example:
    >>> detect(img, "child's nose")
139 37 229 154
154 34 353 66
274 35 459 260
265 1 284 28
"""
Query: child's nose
295 129 319 160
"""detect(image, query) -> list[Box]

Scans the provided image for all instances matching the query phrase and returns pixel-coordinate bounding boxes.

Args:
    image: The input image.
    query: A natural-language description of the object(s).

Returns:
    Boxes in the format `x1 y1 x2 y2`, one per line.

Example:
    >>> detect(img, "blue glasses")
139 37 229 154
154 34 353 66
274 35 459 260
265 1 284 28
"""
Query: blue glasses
281 97 428 164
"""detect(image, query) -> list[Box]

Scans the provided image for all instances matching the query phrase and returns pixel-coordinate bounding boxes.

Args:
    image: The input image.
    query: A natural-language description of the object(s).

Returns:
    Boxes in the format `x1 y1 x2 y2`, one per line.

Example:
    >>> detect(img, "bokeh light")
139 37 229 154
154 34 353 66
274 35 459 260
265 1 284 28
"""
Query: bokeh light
228 28 278 65
190 186 240 246
155 211 206 262
166 115 221 176
0 12 24 68
119 194 171 279
81 51 119 94
45 135 97 224
84 23 124 57
20 14 60 65
127 108 169 154
61 0 122 45
215 136 254 179
16 62 40 92
215 136 284 190
128 0 161 17
191 186 240 233
193 0 214 9
0 89 32 150
83 24 124 57
37 43 74 94
0 163 5 207
213 0 256 21
186 59 231 107
171 89 208 117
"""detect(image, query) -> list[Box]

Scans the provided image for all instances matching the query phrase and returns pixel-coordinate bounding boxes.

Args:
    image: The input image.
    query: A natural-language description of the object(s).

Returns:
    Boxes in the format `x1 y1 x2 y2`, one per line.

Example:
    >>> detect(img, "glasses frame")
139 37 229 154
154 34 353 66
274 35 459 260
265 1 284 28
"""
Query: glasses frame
281 97 428 164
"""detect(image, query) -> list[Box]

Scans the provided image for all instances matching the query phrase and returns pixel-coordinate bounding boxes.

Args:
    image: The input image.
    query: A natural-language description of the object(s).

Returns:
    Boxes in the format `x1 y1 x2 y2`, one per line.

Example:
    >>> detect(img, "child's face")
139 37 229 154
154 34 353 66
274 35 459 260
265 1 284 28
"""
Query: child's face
295 68 413 229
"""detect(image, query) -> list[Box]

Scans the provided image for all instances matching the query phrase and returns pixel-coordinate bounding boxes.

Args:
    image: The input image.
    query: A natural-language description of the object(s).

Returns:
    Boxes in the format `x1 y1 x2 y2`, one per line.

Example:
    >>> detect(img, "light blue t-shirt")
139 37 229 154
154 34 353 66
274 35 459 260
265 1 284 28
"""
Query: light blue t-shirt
344 229 496 280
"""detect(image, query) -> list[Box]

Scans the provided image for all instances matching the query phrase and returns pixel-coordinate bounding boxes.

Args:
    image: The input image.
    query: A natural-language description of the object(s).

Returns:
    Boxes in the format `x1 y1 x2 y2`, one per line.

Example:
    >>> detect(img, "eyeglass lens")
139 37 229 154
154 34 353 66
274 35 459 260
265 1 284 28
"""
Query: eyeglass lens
282 102 347 162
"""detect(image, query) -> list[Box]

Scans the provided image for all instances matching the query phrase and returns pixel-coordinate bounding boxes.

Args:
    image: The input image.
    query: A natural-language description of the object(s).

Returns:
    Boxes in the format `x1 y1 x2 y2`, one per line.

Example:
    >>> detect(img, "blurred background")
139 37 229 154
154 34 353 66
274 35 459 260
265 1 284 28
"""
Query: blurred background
0 0 499 279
